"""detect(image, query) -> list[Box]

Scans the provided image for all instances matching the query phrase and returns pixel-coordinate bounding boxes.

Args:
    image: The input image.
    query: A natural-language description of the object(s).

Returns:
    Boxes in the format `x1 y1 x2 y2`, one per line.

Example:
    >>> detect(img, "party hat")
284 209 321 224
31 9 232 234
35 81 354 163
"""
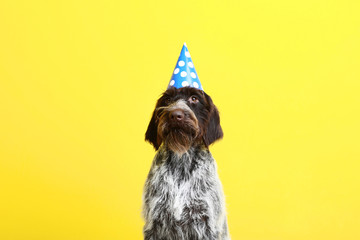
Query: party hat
167 43 203 90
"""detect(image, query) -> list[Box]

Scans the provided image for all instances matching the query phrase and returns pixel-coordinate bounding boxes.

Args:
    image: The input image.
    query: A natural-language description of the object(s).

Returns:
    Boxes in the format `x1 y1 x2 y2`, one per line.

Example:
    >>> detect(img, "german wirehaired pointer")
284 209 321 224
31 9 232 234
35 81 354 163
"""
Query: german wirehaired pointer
142 86 229 240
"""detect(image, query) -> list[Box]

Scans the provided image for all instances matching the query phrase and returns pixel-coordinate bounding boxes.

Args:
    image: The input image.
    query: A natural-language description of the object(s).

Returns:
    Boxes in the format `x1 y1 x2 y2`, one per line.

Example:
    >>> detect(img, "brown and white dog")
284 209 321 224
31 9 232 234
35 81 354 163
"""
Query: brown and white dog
143 86 229 240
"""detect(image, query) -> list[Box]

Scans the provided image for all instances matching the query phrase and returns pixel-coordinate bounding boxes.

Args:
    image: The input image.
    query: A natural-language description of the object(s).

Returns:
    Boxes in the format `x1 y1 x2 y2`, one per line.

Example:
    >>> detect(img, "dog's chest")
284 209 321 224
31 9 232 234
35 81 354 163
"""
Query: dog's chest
148 150 213 221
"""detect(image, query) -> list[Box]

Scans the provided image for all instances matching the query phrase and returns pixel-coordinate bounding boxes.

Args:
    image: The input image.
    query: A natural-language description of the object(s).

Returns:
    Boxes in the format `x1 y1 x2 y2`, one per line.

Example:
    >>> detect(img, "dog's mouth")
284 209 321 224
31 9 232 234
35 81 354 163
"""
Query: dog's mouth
162 121 199 139
166 119 198 134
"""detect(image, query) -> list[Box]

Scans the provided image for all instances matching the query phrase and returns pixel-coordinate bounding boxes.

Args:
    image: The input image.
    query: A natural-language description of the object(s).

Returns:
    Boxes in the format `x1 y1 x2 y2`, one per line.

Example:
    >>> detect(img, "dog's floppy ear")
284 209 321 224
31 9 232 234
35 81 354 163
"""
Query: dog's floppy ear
145 108 161 150
203 92 223 147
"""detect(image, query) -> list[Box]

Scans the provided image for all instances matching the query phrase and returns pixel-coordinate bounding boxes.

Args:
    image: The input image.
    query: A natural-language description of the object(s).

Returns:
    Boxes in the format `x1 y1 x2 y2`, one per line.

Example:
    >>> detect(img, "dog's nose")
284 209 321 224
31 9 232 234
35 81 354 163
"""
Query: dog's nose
170 110 185 121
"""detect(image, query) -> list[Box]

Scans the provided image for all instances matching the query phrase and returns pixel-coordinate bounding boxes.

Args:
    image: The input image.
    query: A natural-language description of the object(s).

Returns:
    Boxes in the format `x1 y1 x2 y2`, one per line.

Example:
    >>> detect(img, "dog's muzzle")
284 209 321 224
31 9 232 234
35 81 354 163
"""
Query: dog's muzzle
158 99 199 132
157 100 200 155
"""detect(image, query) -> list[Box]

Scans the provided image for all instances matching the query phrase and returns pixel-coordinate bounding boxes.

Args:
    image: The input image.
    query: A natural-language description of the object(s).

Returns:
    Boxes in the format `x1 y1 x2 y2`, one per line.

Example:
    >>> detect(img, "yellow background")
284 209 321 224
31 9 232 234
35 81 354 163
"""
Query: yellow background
0 0 359 239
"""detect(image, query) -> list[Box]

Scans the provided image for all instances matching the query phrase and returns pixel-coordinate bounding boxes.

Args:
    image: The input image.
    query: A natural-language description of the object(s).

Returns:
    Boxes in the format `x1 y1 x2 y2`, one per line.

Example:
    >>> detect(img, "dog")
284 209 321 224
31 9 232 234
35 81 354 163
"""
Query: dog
143 86 229 240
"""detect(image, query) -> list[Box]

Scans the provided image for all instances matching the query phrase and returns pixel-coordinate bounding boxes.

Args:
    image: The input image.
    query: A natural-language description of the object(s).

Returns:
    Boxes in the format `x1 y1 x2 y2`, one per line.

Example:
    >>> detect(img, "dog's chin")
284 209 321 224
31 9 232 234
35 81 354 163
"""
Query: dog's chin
162 123 199 156
165 129 193 156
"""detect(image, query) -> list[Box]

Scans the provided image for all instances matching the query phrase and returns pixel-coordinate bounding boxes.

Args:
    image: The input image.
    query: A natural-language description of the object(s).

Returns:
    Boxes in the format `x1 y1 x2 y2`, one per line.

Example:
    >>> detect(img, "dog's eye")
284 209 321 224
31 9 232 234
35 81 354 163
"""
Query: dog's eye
164 97 171 105
189 96 199 104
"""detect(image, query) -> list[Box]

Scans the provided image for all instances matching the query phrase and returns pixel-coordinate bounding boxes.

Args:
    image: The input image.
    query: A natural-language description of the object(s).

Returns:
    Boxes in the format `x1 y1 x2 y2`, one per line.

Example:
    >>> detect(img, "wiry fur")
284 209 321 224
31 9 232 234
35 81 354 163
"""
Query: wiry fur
157 100 199 156
143 87 229 240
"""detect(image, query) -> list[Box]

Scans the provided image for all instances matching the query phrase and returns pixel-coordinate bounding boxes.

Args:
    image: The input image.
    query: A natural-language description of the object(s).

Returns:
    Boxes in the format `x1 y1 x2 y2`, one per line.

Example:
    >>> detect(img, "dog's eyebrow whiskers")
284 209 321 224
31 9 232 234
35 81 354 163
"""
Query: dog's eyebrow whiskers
156 106 168 111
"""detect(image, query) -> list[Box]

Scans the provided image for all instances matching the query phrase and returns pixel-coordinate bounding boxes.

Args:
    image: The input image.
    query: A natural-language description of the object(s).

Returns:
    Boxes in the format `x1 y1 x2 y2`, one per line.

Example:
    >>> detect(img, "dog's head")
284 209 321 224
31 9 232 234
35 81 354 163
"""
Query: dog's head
145 87 223 155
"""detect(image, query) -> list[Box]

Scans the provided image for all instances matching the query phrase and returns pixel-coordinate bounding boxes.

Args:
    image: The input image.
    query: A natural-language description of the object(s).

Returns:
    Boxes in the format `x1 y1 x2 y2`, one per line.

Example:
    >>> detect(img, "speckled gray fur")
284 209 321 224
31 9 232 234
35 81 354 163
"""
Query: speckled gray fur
142 145 229 240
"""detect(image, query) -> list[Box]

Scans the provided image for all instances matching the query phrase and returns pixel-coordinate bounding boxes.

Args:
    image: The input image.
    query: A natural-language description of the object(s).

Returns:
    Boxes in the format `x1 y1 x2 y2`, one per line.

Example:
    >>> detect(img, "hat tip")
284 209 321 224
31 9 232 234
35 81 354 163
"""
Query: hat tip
183 42 187 47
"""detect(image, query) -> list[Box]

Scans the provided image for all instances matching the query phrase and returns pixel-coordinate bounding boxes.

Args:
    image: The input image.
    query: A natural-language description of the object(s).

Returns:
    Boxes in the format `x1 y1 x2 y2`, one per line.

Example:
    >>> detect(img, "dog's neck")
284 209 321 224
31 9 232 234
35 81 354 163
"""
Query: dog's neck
164 141 206 156
153 144 213 179
155 144 210 163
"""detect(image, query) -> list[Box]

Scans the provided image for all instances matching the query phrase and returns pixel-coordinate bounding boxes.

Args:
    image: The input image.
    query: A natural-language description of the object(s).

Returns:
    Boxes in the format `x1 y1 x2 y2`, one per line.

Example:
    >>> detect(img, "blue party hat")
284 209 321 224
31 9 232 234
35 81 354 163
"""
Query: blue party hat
167 43 203 90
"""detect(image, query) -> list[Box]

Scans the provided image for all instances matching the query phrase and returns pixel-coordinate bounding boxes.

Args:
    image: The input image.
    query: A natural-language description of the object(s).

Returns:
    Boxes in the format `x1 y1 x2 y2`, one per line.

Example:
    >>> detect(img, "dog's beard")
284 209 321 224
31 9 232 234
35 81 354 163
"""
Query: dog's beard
158 118 199 156
165 128 195 156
